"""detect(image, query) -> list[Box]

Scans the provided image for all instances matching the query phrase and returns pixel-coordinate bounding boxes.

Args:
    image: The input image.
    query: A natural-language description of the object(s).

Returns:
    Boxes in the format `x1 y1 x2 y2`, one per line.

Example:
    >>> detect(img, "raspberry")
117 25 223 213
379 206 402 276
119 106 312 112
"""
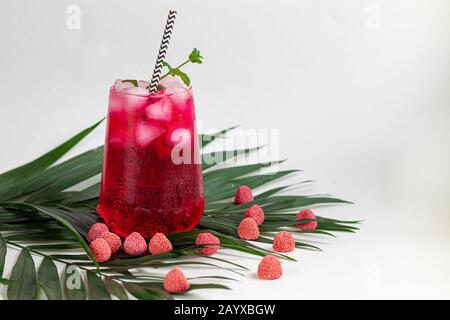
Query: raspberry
163 267 190 293
234 185 254 204
238 217 260 240
87 223 109 243
89 238 111 263
100 232 122 254
295 209 318 230
243 204 265 225
195 233 220 256
273 231 295 252
257 255 282 280
149 233 173 255
123 232 147 256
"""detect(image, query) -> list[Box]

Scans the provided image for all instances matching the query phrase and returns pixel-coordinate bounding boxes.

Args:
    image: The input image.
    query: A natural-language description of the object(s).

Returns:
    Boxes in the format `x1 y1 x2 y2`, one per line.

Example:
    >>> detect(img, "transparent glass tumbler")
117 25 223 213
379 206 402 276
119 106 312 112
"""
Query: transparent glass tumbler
97 84 204 238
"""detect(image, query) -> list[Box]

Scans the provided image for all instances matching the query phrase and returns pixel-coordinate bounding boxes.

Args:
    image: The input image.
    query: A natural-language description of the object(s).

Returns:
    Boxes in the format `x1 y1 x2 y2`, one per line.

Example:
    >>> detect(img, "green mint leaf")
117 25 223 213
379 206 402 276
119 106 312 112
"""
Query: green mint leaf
122 79 138 87
159 48 202 85
189 48 203 64
172 69 191 86
163 62 179 78
163 62 173 70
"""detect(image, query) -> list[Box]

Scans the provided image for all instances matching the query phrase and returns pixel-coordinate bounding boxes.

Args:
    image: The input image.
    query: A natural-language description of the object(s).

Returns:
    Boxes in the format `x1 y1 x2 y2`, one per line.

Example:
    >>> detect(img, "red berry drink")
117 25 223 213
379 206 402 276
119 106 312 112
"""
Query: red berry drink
97 77 204 238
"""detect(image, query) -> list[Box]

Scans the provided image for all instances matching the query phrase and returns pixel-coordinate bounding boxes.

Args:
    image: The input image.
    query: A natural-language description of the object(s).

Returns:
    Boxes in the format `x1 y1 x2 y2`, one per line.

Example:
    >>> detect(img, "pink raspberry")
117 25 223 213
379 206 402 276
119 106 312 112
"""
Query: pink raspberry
123 232 147 256
195 233 220 256
234 185 254 204
163 267 190 293
273 231 295 252
149 233 173 255
89 238 111 263
87 223 109 243
257 255 282 280
100 232 122 254
243 204 265 225
238 217 260 240
295 209 318 230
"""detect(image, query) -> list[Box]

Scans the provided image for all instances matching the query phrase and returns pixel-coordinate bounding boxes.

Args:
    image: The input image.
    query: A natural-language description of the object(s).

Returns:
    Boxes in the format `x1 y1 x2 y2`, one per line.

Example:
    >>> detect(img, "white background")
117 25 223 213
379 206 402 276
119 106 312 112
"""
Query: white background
0 0 449 299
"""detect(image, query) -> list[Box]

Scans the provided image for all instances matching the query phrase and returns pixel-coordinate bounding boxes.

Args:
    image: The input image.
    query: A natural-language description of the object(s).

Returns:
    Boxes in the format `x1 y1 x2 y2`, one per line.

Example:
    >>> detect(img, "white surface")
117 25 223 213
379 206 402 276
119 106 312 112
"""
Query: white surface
1 0 450 299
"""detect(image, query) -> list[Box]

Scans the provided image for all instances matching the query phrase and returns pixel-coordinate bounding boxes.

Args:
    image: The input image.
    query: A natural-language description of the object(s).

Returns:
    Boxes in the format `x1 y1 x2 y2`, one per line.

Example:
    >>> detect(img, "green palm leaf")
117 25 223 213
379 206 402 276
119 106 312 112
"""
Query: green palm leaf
0 119 103 200
104 276 129 300
38 256 63 300
7 248 37 300
0 234 7 278
123 282 173 300
86 271 111 300
0 120 358 300
200 125 238 148
202 146 262 170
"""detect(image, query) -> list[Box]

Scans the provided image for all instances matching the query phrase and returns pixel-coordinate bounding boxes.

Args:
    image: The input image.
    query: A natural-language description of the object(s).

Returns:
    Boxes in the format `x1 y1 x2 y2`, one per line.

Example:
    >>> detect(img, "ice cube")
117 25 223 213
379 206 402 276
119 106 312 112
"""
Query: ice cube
138 80 149 89
159 76 183 88
168 88 191 110
146 98 172 121
121 88 149 114
135 122 165 147
108 94 126 113
122 86 150 96
113 79 134 92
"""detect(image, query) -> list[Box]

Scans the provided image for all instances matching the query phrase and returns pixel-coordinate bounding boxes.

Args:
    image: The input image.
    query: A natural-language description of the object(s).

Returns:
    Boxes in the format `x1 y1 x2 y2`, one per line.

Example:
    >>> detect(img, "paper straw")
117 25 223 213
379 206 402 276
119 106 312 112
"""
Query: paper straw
149 10 177 94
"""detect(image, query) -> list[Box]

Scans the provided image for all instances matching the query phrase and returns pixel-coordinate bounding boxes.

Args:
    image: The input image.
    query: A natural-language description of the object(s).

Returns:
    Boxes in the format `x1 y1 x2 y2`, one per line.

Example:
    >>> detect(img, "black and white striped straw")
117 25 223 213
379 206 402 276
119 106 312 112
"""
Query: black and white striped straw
149 10 177 94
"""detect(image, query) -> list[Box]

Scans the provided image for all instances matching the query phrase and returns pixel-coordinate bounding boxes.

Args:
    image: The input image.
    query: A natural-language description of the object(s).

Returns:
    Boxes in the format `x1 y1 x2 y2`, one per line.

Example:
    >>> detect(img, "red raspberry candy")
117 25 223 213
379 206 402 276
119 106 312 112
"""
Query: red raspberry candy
195 233 220 256
273 231 295 252
244 204 265 225
257 255 282 280
89 238 111 263
149 233 173 255
238 217 260 240
100 232 122 254
234 185 254 204
87 223 109 243
295 209 318 230
123 232 147 256
163 267 190 293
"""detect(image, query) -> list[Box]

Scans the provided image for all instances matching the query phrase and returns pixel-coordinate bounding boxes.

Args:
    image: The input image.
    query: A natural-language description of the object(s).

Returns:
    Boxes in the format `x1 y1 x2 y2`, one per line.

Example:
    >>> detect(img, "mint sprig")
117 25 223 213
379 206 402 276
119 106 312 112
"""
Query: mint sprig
162 62 191 85
159 48 203 86
121 49 203 90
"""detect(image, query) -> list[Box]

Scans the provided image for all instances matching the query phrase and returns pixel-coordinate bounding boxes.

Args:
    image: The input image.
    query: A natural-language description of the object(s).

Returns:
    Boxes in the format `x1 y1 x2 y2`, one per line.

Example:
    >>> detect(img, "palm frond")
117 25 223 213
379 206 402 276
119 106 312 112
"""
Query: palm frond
0 121 358 300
